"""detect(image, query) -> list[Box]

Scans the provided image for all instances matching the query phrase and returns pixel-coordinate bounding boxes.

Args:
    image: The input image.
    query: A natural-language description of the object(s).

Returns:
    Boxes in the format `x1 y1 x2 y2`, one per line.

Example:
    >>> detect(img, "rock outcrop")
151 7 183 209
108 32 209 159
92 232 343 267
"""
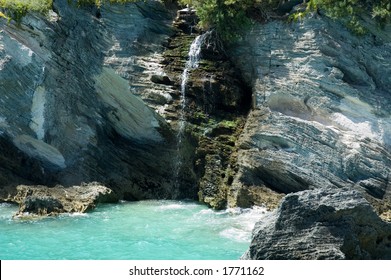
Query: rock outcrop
0 1 191 200
13 183 117 217
242 187 391 260
229 14 391 216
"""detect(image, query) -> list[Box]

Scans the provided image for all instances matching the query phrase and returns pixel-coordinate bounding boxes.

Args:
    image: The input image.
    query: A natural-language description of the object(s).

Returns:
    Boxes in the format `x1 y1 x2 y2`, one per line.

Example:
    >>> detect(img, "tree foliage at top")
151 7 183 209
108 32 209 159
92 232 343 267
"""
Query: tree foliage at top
0 0 390 37
178 0 256 41
306 0 391 34
0 0 138 22
0 0 52 22
180 0 391 40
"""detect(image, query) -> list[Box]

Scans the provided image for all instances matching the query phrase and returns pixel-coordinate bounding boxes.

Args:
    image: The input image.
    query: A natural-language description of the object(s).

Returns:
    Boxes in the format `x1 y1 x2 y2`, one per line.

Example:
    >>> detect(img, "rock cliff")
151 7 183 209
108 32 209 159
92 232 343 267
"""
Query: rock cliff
228 14 391 218
0 1 252 208
229 9 391 259
0 0 391 259
0 0 190 200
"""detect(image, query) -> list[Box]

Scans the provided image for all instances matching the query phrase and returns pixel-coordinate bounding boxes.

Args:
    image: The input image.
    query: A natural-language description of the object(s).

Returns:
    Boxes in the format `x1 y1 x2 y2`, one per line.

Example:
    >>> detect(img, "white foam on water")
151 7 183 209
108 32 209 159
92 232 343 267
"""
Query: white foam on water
220 227 251 243
66 212 88 217
159 203 187 210
0 203 18 220
198 208 215 215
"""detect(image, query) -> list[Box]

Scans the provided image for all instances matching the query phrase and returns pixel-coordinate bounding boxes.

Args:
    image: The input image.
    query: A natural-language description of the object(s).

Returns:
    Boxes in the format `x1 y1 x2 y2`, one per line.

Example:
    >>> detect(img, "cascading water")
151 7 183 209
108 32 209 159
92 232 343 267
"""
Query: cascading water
174 32 209 189
178 33 206 140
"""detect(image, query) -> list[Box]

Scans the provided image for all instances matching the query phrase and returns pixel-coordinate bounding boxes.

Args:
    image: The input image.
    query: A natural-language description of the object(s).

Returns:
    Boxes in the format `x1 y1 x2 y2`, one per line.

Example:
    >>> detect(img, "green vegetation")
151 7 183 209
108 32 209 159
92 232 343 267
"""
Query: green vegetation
0 0 52 22
179 0 391 40
1 0 390 37
0 0 137 22
305 0 391 34
178 0 261 41
218 119 239 130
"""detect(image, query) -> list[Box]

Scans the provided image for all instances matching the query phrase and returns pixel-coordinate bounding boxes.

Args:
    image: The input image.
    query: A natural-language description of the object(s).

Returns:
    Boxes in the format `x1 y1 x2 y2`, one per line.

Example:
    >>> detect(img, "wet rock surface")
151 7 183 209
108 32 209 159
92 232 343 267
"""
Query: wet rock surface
242 187 391 260
161 23 252 208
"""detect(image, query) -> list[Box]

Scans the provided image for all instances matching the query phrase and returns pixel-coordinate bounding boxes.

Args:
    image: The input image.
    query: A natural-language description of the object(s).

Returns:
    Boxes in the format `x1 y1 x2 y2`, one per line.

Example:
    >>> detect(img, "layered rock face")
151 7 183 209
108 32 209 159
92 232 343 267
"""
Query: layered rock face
0 1 191 200
0 1 253 207
242 187 391 259
229 15 391 217
0 0 390 259
233 12 391 259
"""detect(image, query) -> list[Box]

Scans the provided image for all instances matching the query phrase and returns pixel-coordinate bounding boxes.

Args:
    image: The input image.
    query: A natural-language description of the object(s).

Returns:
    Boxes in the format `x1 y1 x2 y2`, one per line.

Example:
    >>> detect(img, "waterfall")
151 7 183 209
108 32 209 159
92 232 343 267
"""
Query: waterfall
178 33 205 137
174 32 208 190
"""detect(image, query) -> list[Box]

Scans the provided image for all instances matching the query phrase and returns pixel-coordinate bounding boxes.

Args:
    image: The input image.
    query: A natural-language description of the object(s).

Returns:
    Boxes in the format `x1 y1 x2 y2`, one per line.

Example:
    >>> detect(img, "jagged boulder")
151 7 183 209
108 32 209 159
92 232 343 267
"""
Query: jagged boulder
13 183 118 217
242 187 391 260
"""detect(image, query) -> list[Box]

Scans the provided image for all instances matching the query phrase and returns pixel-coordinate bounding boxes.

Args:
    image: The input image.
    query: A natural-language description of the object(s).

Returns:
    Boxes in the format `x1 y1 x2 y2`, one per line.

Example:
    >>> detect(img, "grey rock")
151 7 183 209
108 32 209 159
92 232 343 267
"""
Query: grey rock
242 187 391 259
150 74 172 85
229 15 391 216
0 1 189 200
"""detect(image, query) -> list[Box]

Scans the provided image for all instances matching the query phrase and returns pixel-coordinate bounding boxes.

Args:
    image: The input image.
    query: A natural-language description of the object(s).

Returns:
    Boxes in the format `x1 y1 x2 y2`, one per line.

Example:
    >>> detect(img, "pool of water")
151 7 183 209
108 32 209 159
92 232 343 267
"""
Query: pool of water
0 200 266 260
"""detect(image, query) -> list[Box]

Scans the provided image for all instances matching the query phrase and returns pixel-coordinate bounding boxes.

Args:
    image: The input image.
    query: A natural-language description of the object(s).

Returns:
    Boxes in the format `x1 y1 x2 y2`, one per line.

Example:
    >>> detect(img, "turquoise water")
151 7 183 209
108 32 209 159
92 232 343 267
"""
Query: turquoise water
0 200 266 260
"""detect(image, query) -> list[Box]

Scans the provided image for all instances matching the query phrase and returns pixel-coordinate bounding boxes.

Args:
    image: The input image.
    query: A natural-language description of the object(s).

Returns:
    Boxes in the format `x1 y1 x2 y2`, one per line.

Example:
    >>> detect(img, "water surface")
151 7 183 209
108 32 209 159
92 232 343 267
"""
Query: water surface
0 200 266 260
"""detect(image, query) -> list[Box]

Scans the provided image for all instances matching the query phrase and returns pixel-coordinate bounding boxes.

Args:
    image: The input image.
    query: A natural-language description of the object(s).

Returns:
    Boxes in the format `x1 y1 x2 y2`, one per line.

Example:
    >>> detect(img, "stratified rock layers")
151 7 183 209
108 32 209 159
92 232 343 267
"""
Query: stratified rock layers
231 15 391 259
242 187 391 260
0 1 191 200
229 16 391 217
